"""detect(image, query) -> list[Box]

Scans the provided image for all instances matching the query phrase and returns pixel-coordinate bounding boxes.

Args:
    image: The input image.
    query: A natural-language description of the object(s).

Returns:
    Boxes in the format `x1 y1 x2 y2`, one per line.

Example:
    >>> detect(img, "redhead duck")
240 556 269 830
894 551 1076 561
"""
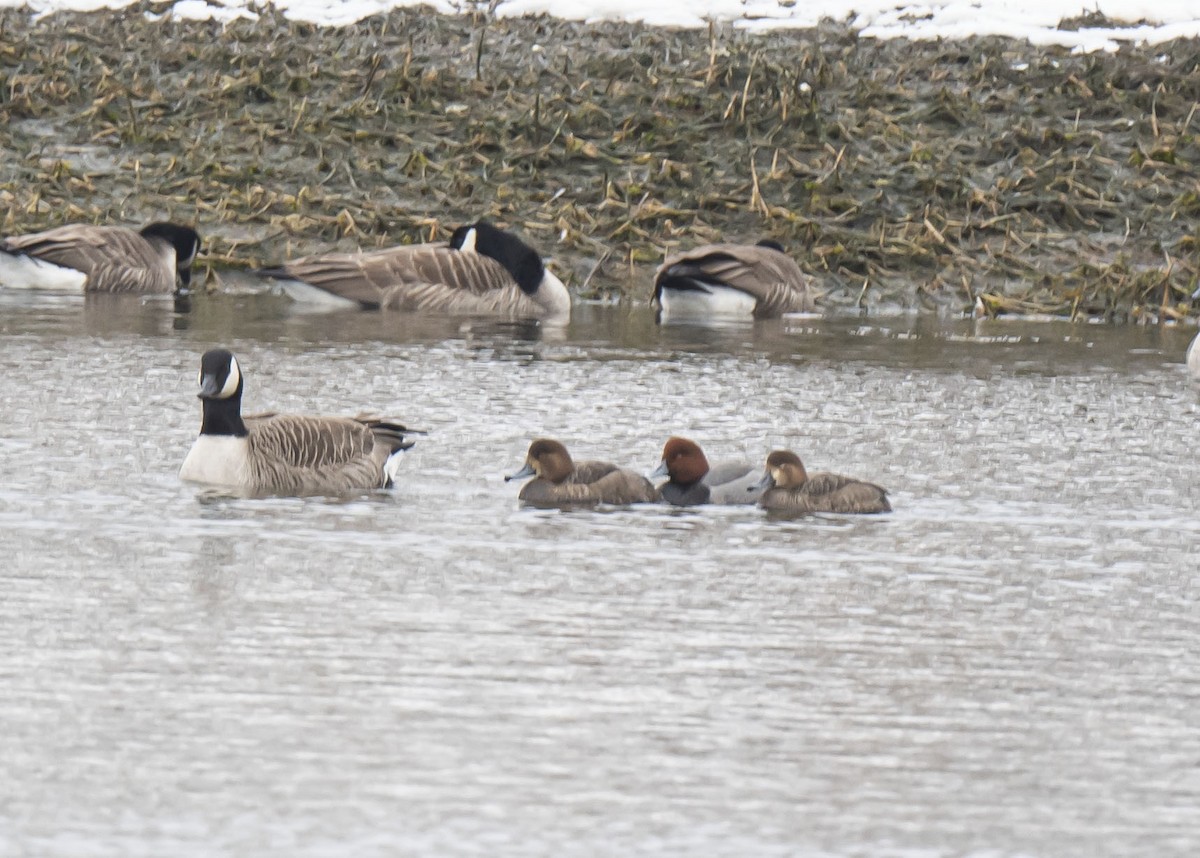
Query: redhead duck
652 240 814 321
179 349 417 495
506 438 658 505
0 221 201 293
752 450 891 514
259 221 570 322
650 436 763 506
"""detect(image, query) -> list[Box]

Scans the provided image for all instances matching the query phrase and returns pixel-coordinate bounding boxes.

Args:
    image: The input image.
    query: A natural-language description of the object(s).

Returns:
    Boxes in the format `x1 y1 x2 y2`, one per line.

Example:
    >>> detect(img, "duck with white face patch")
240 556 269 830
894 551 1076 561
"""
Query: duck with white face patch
179 348 419 496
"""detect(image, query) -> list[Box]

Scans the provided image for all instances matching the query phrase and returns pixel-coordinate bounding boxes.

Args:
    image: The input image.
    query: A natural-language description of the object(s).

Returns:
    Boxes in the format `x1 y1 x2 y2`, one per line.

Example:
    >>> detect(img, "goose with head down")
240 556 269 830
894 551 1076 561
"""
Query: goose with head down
506 438 658 506
652 240 815 321
752 450 891 514
650 436 763 506
259 221 570 322
179 348 418 496
0 221 201 293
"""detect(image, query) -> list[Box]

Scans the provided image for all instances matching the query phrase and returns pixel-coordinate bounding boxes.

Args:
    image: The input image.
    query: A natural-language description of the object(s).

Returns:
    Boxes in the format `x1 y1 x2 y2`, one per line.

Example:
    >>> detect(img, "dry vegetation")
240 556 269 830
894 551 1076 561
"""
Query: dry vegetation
2 4 1200 318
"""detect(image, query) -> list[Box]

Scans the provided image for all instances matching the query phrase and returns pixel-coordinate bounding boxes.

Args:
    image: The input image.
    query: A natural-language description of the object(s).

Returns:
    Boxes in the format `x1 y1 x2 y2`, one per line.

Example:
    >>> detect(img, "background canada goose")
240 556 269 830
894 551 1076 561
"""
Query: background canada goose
0 221 201 293
652 240 815 320
259 221 571 322
179 348 417 495
649 436 762 506
505 438 658 505
752 450 891 514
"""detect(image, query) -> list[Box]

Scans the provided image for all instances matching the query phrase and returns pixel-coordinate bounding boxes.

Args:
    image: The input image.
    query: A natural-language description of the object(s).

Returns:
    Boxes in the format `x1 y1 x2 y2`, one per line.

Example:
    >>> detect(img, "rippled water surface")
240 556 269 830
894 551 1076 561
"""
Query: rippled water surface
2 291 1198 857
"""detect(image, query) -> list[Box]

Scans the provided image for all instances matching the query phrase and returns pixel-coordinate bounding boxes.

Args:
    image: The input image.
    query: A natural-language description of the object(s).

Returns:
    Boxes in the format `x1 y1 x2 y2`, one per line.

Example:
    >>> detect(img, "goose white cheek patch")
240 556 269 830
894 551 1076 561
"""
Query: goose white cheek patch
219 357 241 399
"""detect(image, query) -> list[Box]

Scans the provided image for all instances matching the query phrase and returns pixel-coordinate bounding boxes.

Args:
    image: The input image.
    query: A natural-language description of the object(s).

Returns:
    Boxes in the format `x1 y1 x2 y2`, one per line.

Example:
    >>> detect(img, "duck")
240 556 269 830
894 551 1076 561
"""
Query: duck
506 438 659 506
0 221 201 293
649 436 763 506
752 450 891 514
179 348 417 495
258 220 571 322
652 239 815 321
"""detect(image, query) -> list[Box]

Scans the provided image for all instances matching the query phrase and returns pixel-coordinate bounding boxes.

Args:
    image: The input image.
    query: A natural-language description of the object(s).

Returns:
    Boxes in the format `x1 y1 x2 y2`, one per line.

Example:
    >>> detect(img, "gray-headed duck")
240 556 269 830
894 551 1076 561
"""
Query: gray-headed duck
259 221 570 322
179 348 417 495
752 450 891 514
506 438 658 506
650 436 763 506
652 240 815 321
0 221 201 293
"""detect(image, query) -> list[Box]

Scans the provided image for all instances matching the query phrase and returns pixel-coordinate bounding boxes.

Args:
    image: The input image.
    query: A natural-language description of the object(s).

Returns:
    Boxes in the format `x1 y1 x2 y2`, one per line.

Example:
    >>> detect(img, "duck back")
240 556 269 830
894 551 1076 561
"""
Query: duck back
761 471 891 514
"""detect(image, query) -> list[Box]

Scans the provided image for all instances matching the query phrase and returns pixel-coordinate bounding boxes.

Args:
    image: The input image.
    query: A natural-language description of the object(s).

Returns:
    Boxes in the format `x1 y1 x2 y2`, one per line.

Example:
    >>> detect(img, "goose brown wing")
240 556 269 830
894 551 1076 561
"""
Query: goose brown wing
264 250 404 308
655 243 813 315
245 414 377 471
3 225 173 292
265 244 522 310
375 246 537 313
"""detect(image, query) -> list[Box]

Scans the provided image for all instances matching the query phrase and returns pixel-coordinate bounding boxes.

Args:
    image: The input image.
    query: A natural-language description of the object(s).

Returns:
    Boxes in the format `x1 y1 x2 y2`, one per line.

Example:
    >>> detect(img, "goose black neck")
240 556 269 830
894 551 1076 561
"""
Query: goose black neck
199 394 248 437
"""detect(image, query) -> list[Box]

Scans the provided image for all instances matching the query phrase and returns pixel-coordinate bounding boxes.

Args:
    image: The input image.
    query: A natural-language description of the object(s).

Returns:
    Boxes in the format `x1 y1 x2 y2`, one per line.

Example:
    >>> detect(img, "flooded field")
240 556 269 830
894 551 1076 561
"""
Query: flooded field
1 291 1198 857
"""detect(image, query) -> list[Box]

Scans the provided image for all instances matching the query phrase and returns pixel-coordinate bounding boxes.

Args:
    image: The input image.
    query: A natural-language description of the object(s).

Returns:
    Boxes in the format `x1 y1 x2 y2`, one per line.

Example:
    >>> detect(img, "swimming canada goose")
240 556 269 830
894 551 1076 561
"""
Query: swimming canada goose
259 221 571 322
652 240 815 320
179 348 417 495
751 450 891 514
650 436 763 506
506 438 659 506
0 221 201 293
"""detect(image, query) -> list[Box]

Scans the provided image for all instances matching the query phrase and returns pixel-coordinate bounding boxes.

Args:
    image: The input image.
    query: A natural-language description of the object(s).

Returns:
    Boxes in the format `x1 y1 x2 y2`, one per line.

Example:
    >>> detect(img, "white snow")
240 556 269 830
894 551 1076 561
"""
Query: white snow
3 0 1199 52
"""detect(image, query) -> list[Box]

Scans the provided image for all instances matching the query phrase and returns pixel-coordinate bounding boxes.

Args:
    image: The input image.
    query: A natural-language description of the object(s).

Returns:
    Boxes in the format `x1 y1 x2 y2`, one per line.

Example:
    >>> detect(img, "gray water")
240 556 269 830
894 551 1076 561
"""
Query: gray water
1 290 1198 858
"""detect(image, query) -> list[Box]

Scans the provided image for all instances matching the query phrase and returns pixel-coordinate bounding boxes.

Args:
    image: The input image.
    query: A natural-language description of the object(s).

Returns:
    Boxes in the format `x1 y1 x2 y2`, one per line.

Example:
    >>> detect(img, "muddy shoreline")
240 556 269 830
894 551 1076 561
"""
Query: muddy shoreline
2 6 1200 319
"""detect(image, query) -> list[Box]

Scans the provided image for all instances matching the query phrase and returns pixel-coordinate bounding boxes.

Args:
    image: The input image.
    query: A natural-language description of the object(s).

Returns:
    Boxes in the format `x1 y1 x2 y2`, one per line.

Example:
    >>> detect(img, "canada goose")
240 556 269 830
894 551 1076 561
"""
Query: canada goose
0 221 201 293
652 240 815 320
506 438 659 506
649 436 763 506
751 450 891 514
179 348 416 495
259 221 571 322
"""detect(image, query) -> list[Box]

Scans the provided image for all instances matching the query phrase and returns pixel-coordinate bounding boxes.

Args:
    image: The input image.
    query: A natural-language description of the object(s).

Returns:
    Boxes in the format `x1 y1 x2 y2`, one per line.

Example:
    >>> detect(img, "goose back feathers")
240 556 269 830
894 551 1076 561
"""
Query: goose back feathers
260 221 570 321
0 222 201 293
654 240 814 319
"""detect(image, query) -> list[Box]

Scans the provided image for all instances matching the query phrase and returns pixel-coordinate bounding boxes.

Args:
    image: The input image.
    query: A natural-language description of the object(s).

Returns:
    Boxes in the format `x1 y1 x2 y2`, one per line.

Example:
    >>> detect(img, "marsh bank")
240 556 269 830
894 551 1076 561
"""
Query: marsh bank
3 6 1200 318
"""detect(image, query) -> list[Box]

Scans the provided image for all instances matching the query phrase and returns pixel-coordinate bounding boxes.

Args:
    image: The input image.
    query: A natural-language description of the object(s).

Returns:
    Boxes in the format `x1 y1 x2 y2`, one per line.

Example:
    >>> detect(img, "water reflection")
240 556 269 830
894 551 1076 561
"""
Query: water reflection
0 288 1198 858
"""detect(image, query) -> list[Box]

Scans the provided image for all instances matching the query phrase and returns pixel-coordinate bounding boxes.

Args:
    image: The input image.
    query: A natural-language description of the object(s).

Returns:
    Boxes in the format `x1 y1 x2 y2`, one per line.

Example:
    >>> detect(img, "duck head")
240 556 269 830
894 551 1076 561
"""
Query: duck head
650 436 710 485
751 449 808 492
506 438 575 484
